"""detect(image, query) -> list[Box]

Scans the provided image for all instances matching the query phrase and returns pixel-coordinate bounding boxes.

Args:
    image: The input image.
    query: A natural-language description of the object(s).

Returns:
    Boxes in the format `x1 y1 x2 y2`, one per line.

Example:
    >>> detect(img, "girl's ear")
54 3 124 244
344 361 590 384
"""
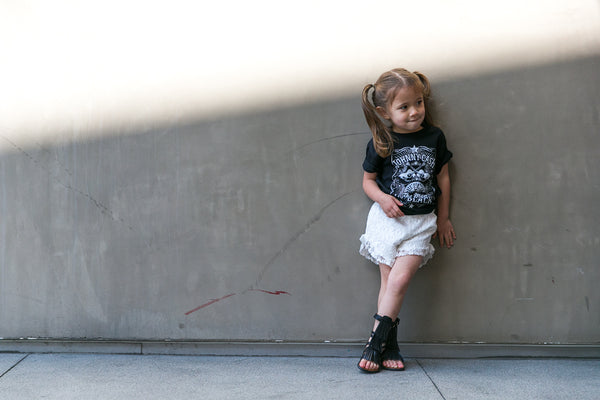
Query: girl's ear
376 106 389 120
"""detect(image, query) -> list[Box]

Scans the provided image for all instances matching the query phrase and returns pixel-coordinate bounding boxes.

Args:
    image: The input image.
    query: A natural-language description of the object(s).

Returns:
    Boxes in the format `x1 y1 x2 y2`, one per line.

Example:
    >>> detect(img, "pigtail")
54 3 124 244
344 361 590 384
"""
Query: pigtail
414 71 436 127
361 83 394 158
362 68 438 157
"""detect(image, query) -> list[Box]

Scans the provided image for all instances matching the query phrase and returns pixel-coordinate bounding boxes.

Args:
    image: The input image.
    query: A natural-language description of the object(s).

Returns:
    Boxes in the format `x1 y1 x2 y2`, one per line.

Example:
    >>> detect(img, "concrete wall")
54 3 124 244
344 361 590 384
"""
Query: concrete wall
1 2 599 344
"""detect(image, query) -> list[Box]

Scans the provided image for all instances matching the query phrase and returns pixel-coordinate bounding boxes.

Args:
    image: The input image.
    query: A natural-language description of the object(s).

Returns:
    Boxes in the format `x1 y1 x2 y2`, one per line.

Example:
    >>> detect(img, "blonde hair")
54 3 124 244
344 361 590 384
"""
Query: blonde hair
361 68 435 157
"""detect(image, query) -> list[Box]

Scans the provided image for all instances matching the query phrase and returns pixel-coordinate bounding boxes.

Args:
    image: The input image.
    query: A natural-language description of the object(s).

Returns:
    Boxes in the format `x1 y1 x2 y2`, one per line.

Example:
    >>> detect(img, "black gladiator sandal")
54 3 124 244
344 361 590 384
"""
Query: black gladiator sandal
357 314 394 373
381 318 405 371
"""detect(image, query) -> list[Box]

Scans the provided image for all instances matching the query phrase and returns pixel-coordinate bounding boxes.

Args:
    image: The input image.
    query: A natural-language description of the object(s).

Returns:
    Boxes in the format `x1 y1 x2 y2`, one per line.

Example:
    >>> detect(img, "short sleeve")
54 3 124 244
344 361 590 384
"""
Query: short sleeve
362 139 382 173
435 131 452 175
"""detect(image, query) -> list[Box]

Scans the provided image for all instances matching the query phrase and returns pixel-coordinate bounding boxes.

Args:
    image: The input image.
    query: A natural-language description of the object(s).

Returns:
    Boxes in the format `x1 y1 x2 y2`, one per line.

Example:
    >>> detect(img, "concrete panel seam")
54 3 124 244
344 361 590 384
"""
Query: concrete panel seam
1 341 600 359
0 354 29 379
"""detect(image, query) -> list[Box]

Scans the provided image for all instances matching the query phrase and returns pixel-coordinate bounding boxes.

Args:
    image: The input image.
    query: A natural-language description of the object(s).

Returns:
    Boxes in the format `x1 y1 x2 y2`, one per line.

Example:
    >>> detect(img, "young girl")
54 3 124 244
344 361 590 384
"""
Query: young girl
357 68 456 373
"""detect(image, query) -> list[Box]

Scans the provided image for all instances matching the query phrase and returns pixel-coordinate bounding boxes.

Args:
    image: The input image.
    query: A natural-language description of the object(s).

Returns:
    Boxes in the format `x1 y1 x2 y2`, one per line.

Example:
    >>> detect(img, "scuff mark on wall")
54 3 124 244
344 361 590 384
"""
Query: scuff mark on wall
184 290 290 315
185 191 352 315
247 289 291 296
185 293 236 315
585 296 590 312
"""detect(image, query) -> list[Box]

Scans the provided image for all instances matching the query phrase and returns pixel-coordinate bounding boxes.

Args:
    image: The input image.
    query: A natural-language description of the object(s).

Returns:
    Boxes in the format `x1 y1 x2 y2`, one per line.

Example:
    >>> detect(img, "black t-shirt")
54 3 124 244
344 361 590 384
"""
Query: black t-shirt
362 125 453 215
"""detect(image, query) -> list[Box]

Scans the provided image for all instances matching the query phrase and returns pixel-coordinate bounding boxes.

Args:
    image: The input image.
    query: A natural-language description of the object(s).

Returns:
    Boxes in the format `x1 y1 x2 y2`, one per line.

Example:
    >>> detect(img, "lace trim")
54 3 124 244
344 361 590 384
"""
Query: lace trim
360 235 434 268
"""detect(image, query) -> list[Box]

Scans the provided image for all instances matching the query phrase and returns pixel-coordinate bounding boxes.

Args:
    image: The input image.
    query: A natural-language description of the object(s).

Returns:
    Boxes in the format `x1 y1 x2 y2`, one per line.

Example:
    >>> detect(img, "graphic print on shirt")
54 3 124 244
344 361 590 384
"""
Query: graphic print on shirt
390 146 436 209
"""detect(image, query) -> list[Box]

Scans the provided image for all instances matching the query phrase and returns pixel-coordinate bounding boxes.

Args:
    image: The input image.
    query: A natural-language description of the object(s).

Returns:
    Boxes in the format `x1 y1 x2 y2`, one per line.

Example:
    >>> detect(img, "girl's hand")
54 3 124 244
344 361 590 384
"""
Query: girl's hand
378 194 404 218
434 218 456 248
363 172 404 218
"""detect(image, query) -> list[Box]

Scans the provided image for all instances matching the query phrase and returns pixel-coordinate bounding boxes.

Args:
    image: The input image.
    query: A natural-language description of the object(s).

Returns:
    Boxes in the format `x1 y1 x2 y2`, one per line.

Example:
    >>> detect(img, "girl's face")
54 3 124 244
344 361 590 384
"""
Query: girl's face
377 86 425 133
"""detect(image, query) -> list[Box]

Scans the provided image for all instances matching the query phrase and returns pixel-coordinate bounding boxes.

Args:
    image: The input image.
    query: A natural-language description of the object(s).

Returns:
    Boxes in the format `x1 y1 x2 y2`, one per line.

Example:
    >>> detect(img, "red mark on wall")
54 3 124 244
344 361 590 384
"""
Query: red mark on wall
185 289 291 315
185 293 236 315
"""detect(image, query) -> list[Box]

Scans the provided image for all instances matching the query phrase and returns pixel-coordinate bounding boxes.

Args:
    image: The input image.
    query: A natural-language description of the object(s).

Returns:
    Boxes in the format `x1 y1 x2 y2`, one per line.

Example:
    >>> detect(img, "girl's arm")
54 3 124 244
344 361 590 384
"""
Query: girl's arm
434 163 456 248
362 171 404 218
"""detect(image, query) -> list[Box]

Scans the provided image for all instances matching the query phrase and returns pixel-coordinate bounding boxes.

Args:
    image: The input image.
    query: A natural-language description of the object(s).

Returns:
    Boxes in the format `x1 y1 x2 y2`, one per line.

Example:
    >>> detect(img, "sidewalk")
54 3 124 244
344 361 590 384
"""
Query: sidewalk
1 353 599 399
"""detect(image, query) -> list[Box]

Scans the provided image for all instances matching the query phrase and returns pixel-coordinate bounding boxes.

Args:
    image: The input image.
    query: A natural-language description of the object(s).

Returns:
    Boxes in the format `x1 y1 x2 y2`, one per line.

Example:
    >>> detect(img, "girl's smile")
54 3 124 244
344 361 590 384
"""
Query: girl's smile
377 86 425 133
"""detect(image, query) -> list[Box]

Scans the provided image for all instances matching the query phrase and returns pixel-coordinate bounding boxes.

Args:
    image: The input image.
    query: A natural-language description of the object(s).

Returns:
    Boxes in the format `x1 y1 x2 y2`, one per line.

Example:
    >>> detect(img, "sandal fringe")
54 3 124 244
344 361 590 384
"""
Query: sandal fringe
381 318 405 371
357 314 394 373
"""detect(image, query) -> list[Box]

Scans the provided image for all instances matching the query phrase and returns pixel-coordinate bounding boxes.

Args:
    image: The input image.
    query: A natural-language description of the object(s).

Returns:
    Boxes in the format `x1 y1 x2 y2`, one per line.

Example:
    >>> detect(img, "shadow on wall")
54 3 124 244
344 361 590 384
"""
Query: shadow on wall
0 55 599 343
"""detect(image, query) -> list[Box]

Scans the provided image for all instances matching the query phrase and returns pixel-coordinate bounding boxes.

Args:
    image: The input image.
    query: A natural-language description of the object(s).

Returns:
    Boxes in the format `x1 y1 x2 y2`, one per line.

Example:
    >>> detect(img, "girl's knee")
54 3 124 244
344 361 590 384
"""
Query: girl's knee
387 264 419 294
386 272 412 296
380 256 420 294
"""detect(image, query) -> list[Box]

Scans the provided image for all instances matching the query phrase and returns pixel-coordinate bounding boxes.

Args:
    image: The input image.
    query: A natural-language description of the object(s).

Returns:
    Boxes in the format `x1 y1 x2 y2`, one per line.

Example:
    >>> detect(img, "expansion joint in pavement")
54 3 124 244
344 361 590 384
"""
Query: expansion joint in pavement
416 359 447 400
0 354 29 380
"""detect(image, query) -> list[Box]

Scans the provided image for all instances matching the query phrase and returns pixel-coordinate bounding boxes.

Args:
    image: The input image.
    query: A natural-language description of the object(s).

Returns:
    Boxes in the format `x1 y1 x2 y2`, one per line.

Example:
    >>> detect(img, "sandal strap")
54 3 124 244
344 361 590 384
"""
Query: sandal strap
373 313 394 323
382 318 404 364
359 314 394 371
386 318 400 351
361 315 395 353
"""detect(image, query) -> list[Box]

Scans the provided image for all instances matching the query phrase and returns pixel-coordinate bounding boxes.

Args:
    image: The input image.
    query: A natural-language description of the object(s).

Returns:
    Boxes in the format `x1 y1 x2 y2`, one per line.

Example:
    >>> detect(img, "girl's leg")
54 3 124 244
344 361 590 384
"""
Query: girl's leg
379 255 422 369
378 264 392 307
358 255 422 372
358 263 392 372
378 255 422 318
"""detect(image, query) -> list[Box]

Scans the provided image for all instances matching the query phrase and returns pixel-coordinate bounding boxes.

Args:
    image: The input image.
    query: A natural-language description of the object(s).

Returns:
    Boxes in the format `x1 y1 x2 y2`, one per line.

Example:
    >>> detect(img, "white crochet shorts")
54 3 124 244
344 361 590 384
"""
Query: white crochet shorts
359 203 437 268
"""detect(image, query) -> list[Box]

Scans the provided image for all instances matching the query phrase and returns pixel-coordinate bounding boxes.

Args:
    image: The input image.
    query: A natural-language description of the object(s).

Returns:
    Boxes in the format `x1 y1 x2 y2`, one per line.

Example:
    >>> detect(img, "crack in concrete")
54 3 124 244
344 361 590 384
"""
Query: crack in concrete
1 135 359 316
1 135 134 231
186 190 354 315
250 190 354 289
416 359 447 400
288 132 368 155
36 141 74 178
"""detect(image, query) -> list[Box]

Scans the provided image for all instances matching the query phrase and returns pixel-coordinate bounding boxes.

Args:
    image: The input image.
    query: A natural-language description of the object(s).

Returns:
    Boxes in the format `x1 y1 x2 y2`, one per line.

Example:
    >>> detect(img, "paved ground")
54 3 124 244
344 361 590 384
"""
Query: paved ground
0 353 599 399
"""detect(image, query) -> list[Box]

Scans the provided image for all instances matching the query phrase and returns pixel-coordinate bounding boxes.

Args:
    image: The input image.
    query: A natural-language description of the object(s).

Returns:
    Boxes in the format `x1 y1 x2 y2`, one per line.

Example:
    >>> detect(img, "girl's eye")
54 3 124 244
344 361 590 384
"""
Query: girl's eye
399 105 408 110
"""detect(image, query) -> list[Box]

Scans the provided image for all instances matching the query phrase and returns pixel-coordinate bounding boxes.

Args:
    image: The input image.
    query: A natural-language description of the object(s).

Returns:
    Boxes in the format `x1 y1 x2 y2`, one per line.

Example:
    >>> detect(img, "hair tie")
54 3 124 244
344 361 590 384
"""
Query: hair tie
367 85 376 107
